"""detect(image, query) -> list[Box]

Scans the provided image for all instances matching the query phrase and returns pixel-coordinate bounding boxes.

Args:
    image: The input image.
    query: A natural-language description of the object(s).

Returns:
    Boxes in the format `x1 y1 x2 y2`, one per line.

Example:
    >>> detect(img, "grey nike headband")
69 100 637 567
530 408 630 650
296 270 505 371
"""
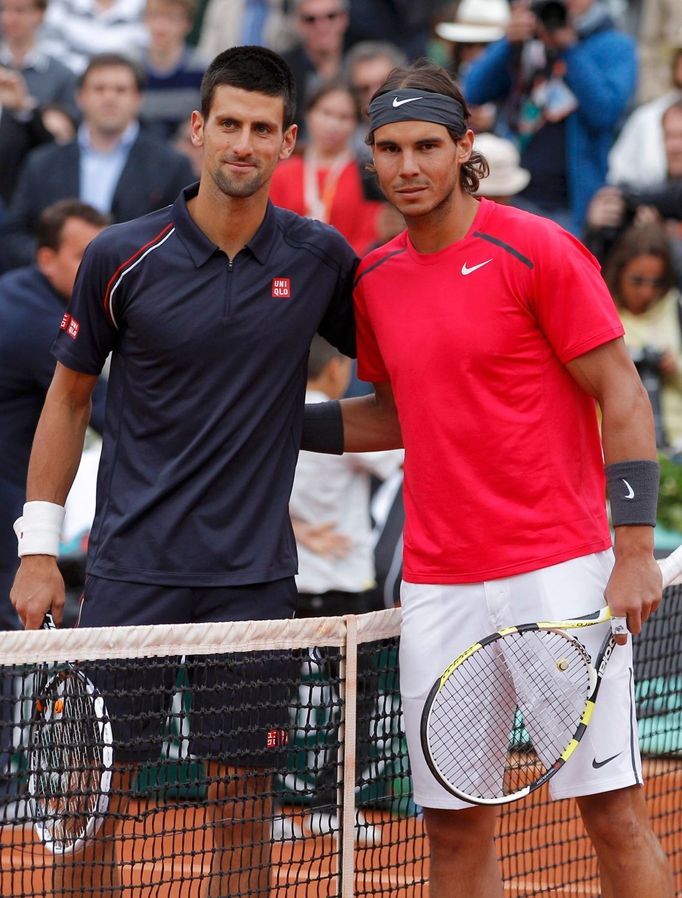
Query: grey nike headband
368 88 466 136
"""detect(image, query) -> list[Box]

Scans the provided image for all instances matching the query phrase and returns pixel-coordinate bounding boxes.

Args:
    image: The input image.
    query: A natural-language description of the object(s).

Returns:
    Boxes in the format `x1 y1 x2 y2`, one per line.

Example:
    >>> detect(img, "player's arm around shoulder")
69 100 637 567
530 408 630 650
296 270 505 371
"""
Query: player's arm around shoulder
341 381 402 452
11 363 99 630
565 337 662 642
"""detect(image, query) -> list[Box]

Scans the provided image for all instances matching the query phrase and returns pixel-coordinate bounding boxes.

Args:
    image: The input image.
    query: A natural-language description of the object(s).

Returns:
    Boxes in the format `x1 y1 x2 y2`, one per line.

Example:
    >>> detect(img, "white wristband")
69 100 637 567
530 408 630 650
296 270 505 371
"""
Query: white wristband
14 501 65 557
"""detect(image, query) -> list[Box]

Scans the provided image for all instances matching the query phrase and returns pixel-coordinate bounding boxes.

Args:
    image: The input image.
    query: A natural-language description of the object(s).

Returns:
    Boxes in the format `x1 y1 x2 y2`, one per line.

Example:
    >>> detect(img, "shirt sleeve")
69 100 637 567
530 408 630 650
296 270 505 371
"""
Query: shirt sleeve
52 236 120 376
354 278 390 383
529 223 624 364
317 234 359 359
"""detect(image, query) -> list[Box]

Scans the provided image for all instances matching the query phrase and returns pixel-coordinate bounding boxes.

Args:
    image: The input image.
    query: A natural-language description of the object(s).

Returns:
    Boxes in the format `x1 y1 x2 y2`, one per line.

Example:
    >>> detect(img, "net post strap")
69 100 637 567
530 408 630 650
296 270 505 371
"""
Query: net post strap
339 614 358 898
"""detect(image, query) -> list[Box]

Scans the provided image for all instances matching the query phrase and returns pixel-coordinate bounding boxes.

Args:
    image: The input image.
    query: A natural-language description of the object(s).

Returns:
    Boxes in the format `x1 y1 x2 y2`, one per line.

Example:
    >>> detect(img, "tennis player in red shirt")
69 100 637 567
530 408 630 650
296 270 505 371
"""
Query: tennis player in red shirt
302 61 673 897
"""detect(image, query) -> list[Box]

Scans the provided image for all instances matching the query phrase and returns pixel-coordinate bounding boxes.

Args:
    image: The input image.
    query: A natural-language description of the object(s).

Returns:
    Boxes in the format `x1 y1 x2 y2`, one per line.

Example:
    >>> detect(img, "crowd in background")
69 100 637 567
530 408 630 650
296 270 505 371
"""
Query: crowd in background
1 0 682 592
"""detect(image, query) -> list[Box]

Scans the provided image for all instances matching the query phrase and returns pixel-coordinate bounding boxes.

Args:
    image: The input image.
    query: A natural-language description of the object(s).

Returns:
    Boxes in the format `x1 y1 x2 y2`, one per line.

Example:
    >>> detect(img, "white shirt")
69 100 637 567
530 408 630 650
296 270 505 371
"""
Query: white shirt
290 389 403 594
607 90 682 189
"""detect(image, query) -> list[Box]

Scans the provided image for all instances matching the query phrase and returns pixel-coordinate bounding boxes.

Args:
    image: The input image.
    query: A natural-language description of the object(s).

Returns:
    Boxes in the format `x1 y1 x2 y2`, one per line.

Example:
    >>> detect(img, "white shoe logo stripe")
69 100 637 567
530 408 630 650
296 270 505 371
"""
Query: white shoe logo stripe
461 259 493 276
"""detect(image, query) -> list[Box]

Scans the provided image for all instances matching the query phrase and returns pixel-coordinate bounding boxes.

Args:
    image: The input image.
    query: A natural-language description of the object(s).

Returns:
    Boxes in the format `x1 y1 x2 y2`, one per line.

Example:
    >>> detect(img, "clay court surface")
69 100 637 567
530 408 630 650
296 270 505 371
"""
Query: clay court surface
1 758 680 898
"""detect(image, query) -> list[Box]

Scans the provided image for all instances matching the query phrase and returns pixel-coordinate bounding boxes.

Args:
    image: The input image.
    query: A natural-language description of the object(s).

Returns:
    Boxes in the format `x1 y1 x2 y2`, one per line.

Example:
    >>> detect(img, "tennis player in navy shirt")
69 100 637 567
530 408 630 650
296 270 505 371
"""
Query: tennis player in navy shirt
11 46 357 897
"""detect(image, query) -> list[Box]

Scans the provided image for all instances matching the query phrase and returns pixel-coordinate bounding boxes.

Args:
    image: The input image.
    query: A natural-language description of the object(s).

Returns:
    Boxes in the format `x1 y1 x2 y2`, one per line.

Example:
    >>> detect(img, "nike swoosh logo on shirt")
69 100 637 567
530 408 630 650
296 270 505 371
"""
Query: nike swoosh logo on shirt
392 96 424 107
591 752 622 769
461 259 493 276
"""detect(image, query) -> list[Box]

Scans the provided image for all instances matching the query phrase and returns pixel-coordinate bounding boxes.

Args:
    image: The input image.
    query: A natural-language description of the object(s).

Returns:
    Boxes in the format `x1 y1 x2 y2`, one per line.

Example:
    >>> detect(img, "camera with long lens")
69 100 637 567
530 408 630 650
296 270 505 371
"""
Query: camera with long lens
531 0 568 32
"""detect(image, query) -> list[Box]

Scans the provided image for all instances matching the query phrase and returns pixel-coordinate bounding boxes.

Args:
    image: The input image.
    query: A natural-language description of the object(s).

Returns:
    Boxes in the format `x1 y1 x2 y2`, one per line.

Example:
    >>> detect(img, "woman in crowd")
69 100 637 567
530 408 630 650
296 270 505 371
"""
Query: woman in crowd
604 223 682 449
269 78 382 255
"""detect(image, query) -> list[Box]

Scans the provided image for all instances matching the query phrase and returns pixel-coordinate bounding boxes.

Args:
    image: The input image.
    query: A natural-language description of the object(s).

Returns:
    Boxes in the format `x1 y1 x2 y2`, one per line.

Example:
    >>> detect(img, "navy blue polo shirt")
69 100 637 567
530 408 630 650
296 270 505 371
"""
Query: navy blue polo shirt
54 183 358 587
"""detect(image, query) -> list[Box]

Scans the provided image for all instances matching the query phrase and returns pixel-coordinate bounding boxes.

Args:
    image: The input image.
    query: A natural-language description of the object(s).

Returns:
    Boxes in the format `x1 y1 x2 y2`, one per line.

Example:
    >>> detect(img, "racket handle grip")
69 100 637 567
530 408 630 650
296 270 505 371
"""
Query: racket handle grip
42 612 56 631
610 616 628 637
658 545 682 587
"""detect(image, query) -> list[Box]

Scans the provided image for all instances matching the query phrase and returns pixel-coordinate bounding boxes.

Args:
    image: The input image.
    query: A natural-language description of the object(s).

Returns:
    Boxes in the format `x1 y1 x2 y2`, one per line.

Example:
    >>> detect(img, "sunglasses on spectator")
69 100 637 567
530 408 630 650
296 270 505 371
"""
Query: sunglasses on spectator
625 275 667 289
299 10 344 24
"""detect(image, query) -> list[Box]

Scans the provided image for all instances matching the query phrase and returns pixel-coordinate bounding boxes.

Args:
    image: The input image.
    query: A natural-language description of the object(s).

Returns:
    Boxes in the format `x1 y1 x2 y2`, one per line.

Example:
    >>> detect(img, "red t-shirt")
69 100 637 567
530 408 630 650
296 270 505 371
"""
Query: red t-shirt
354 199 624 584
269 155 382 256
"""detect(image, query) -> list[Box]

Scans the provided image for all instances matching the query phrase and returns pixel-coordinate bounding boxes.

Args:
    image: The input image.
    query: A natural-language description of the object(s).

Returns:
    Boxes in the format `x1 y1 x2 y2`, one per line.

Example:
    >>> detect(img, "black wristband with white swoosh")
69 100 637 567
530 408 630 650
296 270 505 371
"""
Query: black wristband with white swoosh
605 460 660 527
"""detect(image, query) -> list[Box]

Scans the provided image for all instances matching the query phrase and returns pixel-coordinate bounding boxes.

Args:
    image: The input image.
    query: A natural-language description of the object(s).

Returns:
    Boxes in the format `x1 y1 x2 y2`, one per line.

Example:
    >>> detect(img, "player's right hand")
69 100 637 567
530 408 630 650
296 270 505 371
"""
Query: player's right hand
10 556 66 629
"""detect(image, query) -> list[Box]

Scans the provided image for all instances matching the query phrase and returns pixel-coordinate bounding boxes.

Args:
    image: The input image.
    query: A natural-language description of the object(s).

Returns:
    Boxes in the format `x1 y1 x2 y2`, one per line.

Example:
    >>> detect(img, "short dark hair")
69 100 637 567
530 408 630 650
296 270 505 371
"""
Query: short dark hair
366 60 489 194
35 200 111 250
603 223 675 307
200 45 296 129
307 335 344 380
77 53 146 92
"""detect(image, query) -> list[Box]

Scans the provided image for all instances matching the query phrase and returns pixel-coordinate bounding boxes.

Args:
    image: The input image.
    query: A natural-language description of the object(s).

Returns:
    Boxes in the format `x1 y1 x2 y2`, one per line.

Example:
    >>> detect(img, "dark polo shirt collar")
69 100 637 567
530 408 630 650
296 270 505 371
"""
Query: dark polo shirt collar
173 181 281 269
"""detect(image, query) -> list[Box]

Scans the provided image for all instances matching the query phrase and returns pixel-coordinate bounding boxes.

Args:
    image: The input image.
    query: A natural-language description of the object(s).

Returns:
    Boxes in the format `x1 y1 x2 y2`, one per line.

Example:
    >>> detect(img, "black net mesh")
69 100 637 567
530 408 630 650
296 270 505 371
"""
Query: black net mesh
0 593 680 898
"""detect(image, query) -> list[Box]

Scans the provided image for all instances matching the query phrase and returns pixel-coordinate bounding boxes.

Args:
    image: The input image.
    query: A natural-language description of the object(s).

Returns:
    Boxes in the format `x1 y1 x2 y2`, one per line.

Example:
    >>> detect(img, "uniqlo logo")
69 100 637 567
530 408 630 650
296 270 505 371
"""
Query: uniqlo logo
266 728 288 748
67 317 80 340
272 278 291 299
60 313 71 331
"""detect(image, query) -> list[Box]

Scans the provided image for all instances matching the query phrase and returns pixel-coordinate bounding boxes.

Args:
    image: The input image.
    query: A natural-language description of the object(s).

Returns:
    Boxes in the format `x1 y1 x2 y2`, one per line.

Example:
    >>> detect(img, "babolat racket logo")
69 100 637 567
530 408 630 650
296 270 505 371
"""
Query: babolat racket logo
266 728 288 748
272 278 291 299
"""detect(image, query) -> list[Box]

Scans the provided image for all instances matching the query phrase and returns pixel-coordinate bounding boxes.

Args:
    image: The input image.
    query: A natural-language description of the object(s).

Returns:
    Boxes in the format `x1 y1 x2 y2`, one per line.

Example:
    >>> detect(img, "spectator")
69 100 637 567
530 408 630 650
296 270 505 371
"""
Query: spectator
604 223 682 449
464 0 637 234
637 0 682 104
434 0 510 133
472 131 530 202
344 39 406 157
270 77 383 254
196 0 292 60
281 0 349 137
0 0 78 119
40 0 148 74
585 99 682 267
345 0 444 62
140 0 208 140
608 47 682 190
1 53 194 270
0 198 108 816
172 117 203 177
290 335 402 845
0 67 53 209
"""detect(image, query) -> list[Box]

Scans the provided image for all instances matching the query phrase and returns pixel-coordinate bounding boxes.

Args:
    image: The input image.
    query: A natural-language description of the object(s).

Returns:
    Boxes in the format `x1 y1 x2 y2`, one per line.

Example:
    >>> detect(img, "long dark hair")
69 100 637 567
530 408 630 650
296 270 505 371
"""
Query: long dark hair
366 61 489 194
603 224 675 308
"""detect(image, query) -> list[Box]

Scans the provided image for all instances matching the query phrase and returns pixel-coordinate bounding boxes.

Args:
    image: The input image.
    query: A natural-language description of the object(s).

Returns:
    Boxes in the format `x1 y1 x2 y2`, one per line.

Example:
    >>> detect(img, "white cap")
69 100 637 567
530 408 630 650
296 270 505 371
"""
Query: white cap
435 0 511 44
474 133 531 197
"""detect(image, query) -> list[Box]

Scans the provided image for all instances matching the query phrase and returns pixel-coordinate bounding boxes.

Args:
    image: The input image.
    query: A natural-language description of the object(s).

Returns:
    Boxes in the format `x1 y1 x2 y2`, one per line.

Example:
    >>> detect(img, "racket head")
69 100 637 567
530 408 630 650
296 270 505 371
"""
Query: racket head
28 667 113 854
420 624 597 805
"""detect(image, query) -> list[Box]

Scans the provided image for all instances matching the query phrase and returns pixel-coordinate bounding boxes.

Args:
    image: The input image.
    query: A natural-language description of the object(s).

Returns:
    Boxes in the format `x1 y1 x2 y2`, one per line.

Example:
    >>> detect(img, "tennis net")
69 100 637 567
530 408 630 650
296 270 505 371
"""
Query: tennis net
0 592 680 898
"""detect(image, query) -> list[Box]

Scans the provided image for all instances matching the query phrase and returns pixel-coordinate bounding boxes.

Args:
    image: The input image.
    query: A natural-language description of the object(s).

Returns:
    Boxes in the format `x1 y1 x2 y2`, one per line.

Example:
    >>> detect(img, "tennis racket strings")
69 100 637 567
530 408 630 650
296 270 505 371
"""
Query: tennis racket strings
425 629 593 802
29 667 112 854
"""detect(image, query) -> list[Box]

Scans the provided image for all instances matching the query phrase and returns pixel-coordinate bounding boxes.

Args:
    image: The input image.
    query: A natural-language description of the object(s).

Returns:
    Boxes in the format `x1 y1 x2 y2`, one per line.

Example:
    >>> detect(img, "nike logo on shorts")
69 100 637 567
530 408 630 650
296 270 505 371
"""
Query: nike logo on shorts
461 259 493 276
591 752 622 769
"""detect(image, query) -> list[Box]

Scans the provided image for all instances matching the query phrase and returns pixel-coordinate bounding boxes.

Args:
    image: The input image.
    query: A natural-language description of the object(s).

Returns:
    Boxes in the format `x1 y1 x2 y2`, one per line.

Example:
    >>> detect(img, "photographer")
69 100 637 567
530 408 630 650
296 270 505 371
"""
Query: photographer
604 223 682 450
463 0 637 234
585 99 682 268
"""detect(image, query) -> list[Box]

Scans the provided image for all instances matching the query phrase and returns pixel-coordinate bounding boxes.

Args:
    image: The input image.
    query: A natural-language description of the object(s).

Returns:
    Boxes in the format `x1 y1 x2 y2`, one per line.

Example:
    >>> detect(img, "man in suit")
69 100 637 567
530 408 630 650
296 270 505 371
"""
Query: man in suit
1 52 194 270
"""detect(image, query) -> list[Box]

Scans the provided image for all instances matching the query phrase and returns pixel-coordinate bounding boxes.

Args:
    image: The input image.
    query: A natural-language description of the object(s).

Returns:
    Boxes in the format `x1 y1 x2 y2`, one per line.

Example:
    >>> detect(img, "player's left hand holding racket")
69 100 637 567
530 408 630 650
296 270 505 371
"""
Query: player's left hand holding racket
420 545 682 806
28 613 113 853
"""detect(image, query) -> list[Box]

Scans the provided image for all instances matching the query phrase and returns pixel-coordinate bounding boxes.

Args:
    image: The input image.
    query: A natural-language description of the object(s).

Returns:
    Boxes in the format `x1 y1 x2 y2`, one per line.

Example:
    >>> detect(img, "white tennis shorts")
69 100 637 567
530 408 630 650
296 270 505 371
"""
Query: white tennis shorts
400 550 643 810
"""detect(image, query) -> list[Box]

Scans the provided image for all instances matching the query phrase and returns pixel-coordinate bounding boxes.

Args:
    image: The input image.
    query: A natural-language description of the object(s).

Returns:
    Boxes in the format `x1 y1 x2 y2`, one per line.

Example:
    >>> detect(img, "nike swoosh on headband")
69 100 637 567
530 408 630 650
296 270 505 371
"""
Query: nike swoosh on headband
392 96 424 108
